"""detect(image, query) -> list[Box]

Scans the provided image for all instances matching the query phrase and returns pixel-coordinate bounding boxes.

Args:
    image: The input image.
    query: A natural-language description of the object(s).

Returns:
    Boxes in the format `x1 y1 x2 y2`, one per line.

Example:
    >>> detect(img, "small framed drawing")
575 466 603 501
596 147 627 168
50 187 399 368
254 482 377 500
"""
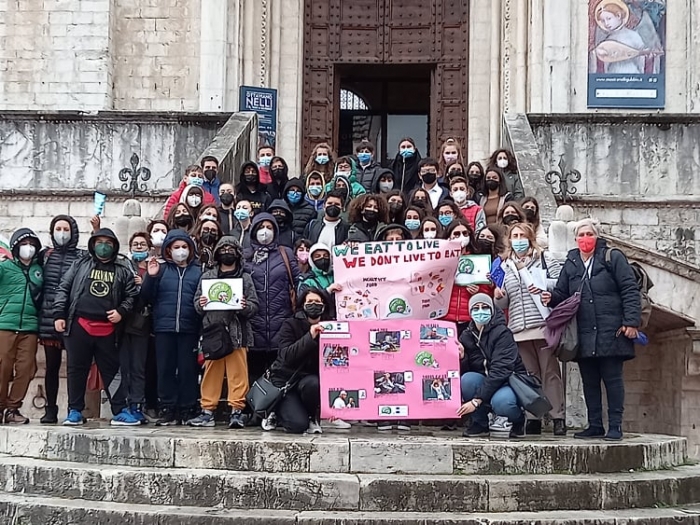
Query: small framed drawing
202 278 244 311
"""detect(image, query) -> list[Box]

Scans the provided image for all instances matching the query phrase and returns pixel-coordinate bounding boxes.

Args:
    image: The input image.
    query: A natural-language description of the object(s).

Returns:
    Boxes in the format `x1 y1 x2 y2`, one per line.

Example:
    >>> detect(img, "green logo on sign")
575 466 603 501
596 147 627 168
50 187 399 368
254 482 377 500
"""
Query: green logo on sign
208 282 233 303
457 256 474 275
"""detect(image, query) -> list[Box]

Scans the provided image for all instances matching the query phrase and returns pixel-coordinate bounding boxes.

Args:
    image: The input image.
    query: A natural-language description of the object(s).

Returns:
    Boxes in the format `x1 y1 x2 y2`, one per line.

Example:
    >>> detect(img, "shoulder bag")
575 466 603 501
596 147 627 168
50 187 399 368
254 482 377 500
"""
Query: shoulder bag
200 323 233 361
247 365 305 418
278 247 298 312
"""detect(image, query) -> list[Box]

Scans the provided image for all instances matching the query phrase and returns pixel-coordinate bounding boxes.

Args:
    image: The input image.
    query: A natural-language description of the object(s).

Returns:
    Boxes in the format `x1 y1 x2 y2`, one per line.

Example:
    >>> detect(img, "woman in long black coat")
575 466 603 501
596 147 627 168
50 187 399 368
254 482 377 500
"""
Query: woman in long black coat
547 218 641 441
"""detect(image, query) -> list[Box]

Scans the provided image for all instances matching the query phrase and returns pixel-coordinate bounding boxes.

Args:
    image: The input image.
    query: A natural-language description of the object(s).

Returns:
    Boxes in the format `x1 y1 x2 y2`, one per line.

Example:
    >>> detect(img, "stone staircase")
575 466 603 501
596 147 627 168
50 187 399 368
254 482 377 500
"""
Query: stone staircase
0 425 698 524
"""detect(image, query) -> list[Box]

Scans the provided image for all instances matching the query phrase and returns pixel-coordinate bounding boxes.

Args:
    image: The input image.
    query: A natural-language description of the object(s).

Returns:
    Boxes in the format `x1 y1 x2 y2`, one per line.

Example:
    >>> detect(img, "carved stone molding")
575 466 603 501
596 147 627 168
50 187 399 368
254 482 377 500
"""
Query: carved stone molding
260 0 269 87
0 190 170 202
569 196 700 209
502 0 512 113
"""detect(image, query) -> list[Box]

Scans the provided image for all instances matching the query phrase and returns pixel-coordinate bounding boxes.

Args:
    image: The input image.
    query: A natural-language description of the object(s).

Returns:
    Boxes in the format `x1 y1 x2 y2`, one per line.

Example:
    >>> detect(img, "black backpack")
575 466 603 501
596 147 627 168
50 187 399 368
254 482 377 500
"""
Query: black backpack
604 248 653 329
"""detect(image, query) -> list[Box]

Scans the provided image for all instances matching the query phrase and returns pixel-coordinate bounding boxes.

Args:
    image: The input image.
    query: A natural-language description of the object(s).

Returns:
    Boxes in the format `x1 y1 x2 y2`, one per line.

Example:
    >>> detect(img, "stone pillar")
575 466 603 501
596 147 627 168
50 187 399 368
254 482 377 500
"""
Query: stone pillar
114 199 148 249
199 0 229 111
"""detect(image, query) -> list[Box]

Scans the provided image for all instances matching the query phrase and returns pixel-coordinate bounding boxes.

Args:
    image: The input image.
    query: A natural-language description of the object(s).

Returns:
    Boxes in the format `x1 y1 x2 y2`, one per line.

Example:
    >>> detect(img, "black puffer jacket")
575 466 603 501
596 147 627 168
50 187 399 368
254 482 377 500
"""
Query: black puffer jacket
283 179 317 236
391 150 422 194
550 239 641 360
265 156 290 201
39 215 85 341
235 162 272 214
268 199 299 249
459 309 528 402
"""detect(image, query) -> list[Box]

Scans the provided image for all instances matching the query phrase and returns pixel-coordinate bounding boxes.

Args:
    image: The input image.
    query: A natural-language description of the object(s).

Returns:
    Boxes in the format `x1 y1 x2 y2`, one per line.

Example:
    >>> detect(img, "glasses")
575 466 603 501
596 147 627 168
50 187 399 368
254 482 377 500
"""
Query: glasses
202 229 217 234
131 242 148 249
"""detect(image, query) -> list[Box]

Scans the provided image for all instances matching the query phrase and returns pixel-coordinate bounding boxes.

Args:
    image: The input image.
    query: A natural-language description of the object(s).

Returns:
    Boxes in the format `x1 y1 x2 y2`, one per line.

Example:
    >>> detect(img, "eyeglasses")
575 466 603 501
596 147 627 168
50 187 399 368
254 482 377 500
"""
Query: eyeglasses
202 229 218 234
131 242 148 249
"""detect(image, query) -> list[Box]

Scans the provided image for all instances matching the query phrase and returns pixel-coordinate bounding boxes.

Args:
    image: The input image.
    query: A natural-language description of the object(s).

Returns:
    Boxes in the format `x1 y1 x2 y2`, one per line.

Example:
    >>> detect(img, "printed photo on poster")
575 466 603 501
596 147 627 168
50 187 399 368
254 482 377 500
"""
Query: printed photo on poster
369 330 402 353
422 377 452 401
587 0 666 108
323 344 350 367
374 372 407 394
329 389 360 409
419 324 453 342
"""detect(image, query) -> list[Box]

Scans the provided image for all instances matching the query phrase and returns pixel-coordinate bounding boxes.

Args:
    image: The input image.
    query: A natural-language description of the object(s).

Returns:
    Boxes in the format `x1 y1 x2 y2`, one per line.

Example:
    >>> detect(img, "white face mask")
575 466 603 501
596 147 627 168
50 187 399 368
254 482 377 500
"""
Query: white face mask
452 190 467 204
171 247 189 263
53 231 70 246
335 171 351 178
379 182 393 193
187 195 202 207
19 245 36 260
256 228 274 245
201 214 217 223
460 236 471 248
151 231 166 247
497 158 509 169
423 231 437 240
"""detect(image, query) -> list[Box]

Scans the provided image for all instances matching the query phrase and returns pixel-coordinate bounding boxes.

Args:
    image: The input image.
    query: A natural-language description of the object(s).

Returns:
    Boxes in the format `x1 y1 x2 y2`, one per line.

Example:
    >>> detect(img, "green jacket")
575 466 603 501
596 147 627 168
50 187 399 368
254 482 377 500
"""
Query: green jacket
300 268 333 294
0 258 43 332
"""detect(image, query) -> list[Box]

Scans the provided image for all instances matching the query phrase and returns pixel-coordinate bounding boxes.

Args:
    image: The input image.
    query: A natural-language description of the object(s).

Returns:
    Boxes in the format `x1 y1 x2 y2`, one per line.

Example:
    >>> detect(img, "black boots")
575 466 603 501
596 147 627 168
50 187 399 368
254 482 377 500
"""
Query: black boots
40 406 59 424
573 426 606 439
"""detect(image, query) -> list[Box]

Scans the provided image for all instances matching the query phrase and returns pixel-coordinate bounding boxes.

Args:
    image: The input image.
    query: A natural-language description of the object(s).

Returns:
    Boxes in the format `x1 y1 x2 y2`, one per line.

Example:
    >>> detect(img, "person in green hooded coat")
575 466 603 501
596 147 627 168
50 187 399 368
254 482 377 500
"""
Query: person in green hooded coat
298 244 342 315
324 156 366 205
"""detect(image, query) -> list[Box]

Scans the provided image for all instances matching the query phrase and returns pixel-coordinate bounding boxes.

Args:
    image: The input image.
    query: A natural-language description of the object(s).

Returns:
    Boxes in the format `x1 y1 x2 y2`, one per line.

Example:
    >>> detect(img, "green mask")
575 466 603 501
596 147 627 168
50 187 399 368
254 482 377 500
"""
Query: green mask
94 242 114 259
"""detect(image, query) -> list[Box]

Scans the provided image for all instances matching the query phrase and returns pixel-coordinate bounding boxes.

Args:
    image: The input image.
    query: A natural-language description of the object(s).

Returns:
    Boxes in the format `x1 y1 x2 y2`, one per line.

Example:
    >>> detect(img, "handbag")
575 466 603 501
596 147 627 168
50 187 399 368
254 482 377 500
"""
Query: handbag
200 323 233 361
247 365 304 418
557 314 579 362
508 372 553 419
278 247 297 312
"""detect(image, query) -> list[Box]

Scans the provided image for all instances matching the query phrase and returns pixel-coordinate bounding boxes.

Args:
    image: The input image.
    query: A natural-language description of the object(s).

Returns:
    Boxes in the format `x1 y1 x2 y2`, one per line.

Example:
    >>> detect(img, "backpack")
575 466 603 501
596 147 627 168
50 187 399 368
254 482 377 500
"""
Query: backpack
604 248 653 330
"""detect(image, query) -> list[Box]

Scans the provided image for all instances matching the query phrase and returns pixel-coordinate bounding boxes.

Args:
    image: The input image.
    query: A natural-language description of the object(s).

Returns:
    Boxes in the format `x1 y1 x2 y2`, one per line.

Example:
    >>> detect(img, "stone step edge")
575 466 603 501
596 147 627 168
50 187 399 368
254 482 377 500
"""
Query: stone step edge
1 493 700 525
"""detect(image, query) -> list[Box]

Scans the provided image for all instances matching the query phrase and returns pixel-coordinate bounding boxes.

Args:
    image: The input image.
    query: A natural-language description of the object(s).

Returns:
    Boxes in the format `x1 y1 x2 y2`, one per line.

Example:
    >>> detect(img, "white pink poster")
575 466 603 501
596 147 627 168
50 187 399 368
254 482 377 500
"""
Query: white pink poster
319 320 461 420
332 239 462 320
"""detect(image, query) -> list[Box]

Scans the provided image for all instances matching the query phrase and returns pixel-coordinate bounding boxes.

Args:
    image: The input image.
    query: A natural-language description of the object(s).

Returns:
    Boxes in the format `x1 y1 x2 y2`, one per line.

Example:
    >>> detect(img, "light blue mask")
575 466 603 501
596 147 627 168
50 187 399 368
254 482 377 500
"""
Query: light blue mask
471 308 492 325
438 215 453 227
511 239 530 254
405 219 420 231
131 251 148 262
258 156 272 167
308 185 323 197
357 152 372 164
188 177 204 188
287 190 302 204
400 148 415 159
234 209 250 221
315 154 329 165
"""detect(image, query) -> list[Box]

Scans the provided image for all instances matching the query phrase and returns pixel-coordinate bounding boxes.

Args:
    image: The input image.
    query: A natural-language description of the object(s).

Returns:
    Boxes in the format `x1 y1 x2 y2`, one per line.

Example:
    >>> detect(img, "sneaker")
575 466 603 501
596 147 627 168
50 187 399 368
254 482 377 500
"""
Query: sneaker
377 422 393 431
63 409 85 426
604 426 623 441
228 410 246 429
573 426 605 439
4 409 29 425
40 406 59 424
553 418 567 436
143 408 159 423
155 409 178 426
489 416 513 439
111 408 141 426
510 421 525 439
525 419 542 435
396 422 411 431
463 423 490 438
261 412 277 431
129 405 147 425
360 420 377 427
307 420 323 434
187 409 215 427
325 418 351 430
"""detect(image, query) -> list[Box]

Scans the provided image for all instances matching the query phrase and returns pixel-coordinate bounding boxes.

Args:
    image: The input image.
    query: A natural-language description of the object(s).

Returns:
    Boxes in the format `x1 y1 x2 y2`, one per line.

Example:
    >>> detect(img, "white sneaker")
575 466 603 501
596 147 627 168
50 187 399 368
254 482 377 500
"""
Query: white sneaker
489 415 513 439
324 418 352 430
261 412 277 431
396 422 411 431
306 420 323 434
377 422 393 431
360 420 376 427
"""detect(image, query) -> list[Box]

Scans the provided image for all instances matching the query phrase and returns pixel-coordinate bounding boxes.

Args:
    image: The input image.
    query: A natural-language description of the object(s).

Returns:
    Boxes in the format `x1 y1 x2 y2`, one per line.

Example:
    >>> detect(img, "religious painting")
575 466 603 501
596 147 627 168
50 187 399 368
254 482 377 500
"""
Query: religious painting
587 0 666 108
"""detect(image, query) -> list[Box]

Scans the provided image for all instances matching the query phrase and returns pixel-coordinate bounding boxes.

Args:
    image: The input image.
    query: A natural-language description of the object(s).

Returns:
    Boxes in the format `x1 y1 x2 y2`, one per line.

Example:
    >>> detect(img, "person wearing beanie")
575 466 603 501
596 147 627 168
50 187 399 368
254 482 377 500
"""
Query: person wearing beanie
457 293 527 439
53 228 140 427
0 228 43 424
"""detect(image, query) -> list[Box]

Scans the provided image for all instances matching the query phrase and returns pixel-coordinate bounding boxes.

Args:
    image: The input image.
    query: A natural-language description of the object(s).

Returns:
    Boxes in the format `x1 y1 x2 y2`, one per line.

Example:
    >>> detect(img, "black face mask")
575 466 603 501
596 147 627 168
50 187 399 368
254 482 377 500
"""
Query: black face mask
524 208 536 221
244 174 257 185
389 202 404 214
204 169 217 181
314 256 331 272
218 253 238 266
325 204 341 218
271 167 287 181
363 209 379 223
421 172 437 185
485 180 500 191
220 193 234 206
479 238 494 254
449 170 464 179
273 213 287 226
201 232 218 245
175 215 193 227
303 303 325 319
502 215 520 226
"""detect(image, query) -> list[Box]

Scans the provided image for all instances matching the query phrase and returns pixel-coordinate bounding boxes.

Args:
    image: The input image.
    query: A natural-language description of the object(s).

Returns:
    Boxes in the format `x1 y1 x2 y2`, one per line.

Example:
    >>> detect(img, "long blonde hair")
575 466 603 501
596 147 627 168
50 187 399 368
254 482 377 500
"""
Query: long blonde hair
304 142 336 183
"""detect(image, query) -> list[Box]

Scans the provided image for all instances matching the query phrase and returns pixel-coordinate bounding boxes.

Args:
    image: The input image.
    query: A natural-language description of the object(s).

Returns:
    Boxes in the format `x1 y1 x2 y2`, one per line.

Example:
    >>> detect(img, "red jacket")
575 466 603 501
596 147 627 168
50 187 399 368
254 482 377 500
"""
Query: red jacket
163 180 216 219
459 202 484 231
444 251 494 324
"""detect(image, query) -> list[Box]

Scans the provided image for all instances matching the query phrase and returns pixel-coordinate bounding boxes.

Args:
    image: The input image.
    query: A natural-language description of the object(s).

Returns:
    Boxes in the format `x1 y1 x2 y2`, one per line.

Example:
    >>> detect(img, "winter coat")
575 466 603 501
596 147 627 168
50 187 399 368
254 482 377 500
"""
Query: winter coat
357 160 384 192
39 216 85 340
245 213 301 352
444 249 493 326
283 179 317 236
53 228 137 336
265 158 290 201
140 229 202 334
164 180 216 220
458 202 487 233
298 243 334 295
371 168 396 194
459 309 528 402
231 221 253 258
0 229 43 333
270 312 319 386
203 177 221 205
194 238 259 349
347 221 386 243
502 169 525 200
268 199 299 249
219 207 236 236
304 217 349 247
550 239 641 361
495 251 562 334
391 151 422 194
479 193 514 219
235 162 272 214
324 173 366 202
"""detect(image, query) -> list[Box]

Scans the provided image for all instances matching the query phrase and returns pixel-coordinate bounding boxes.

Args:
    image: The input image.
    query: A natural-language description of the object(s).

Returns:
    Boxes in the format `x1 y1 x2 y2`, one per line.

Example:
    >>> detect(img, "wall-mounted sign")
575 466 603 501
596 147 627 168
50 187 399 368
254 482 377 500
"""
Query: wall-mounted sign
239 86 277 148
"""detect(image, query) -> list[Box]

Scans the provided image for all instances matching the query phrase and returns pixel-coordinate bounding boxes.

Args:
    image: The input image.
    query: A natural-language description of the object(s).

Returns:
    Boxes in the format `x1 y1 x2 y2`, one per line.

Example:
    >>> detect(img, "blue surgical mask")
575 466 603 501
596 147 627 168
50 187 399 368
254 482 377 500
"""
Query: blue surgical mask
258 156 272 167
287 190 302 204
405 219 420 231
308 185 323 197
234 209 250 221
439 215 453 227
357 152 372 164
471 308 493 325
131 251 148 262
188 177 204 188
400 148 415 159
315 154 329 165
511 239 530 254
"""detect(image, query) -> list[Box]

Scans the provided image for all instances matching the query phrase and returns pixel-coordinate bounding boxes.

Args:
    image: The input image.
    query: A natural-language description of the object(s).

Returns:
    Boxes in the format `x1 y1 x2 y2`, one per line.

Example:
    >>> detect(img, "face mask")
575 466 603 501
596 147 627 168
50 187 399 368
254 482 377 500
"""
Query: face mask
202 232 218 245
452 190 467 203
468 173 482 183
444 153 458 163
335 171 351 179
511 238 530 254
303 303 325 319
400 148 415 158
94 242 113 259
151 231 166 247
362 209 378 223
218 253 237 266
379 181 393 193
186 195 202 208
357 152 372 164
203 169 217 181
497 158 509 169
258 156 272 167
132 251 148 262
405 219 420 231
308 185 323 197
244 174 258 185
421 172 437 185
256 228 274 245
201 214 218 223
272 167 287 180
175 215 193 227
272 213 287 226
18 245 36 260
325 204 341 218
314 256 331 272
287 190 302 204
171 247 190 263
53 231 70 246
438 215 453 227
297 251 309 263
315 154 329 165
234 209 250 221
479 238 494 253
471 308 493 325
449 170 464 179
220 193 234 206
423 230 437 240
524 208 536 221
460 236 471 248
577 236 597 253
502 214 519 226
486 180 499 191
389 202 404 214
188 177 204 188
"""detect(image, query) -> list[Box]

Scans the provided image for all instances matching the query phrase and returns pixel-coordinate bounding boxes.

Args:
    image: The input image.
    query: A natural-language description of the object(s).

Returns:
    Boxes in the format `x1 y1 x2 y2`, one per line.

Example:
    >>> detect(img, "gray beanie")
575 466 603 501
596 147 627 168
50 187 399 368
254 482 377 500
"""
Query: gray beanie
469 293 494 312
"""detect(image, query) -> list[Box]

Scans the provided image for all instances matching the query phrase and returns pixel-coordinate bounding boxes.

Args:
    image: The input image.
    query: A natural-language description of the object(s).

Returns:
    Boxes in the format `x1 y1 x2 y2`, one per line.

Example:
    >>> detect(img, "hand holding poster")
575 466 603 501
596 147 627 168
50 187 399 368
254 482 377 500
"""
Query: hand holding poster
332 239 462 320
319 320 461 420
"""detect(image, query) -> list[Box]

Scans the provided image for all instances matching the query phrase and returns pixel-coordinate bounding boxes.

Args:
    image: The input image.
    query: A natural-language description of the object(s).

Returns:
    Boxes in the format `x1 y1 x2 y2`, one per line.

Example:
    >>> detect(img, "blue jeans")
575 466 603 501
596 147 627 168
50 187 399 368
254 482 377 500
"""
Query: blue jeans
460 372 524 427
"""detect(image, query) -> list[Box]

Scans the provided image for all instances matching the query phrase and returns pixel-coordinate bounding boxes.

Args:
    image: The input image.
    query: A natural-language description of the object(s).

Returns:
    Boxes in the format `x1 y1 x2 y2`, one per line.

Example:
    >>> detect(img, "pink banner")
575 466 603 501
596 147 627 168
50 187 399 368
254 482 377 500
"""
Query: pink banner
332 239 462 320
319 320 461 420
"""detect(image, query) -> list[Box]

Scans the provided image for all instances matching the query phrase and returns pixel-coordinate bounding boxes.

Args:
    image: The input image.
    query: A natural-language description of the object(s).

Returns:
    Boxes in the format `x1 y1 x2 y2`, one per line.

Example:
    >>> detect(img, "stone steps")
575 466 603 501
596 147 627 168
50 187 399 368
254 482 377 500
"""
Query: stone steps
1 455 699 513
0 425 687 475
0 493 699 525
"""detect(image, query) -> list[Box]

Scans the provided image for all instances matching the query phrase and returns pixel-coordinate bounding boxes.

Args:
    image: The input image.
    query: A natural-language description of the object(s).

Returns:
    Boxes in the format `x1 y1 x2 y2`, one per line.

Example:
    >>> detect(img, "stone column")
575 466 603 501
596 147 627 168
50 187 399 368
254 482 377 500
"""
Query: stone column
199 0 229 111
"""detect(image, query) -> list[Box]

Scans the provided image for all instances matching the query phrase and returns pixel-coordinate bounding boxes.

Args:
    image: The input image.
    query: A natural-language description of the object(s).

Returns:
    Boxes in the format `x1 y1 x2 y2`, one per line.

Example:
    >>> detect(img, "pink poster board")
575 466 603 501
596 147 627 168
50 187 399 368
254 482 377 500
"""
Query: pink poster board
332 239 462 321
319 320 461 420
